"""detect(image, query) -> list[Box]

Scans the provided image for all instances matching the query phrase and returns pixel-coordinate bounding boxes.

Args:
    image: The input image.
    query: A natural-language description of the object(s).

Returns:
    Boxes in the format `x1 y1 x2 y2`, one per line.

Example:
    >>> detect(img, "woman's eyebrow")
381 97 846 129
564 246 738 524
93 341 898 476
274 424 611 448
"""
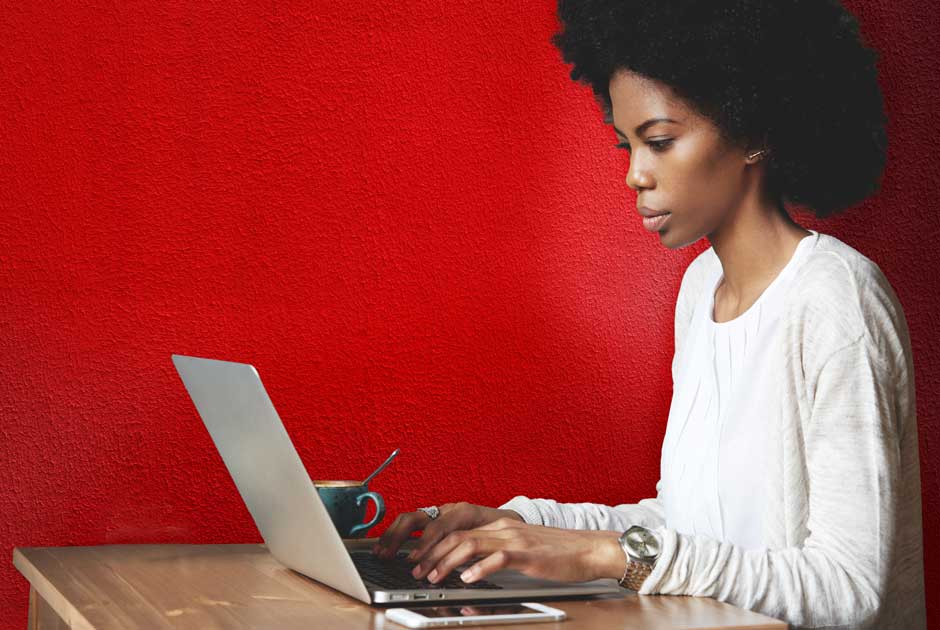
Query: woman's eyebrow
614 117 678 138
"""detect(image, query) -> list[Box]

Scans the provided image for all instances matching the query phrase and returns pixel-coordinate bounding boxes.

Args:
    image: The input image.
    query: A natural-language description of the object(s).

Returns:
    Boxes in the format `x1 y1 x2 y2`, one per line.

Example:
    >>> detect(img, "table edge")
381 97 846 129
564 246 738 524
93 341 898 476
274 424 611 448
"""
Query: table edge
13 547 97 630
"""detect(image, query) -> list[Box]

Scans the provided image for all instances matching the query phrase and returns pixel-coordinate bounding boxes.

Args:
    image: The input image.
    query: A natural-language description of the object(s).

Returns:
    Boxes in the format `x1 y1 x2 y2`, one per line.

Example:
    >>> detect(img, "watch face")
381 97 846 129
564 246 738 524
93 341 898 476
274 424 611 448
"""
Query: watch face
625 526 661 560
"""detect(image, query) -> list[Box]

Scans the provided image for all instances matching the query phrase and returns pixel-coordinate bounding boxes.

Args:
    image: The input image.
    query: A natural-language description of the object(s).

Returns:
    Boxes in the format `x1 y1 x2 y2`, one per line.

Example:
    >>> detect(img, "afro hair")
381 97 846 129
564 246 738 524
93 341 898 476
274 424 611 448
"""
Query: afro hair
552 0 888 218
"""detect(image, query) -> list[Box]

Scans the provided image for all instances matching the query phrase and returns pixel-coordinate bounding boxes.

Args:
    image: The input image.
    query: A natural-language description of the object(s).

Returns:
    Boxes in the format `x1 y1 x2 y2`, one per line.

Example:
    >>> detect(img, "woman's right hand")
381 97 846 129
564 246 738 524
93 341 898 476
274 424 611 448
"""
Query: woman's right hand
372 502 524 563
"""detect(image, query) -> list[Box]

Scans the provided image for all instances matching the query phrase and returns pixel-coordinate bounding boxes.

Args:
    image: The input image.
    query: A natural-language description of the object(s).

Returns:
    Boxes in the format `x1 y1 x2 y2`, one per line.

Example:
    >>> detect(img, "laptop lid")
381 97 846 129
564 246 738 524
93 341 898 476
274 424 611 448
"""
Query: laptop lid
171 354 372 603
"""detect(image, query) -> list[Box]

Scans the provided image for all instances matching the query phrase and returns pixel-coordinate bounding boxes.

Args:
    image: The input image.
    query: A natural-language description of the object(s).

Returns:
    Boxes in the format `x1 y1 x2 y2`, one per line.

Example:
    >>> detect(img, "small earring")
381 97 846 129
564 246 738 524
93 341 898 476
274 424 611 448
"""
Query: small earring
747 149 767 161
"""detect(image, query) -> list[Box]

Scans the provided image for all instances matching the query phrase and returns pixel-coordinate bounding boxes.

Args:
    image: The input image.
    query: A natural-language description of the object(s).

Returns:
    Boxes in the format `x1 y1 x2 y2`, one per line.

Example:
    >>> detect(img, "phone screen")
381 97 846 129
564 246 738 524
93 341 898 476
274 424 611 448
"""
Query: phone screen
404 603 536 618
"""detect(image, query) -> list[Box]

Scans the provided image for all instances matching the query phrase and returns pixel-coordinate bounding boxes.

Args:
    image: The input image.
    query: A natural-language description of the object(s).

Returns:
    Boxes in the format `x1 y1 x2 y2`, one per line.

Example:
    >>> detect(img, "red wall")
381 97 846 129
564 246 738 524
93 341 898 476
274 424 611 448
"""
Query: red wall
1 1 937 626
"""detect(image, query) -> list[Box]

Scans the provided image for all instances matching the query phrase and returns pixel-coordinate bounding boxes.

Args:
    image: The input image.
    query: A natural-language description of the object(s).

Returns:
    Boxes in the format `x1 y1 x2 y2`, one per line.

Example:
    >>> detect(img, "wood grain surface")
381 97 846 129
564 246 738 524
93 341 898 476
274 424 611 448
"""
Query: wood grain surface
13 542 788 629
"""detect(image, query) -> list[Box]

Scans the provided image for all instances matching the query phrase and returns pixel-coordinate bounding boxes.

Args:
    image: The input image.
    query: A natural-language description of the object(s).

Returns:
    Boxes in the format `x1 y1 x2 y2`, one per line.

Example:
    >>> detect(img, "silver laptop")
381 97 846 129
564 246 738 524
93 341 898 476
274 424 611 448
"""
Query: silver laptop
171 354 623 604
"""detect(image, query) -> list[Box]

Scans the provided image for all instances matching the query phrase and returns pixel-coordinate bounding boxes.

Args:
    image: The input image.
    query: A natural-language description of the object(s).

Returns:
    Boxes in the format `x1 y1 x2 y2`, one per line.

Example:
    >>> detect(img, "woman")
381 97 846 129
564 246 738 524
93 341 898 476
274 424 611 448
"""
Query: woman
373 1 927 628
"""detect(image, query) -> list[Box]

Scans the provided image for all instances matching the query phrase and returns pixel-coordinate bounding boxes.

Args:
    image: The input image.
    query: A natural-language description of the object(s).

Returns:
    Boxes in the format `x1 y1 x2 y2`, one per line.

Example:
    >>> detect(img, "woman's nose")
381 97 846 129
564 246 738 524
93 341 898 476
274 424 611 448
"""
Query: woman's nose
626 157 654 191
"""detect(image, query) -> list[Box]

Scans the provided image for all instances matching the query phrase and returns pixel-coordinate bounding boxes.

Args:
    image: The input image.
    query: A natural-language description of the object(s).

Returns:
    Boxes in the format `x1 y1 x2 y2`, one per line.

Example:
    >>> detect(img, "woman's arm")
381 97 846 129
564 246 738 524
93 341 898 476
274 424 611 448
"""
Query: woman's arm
497 479 665 531
428 335 918 627
640 337 920 629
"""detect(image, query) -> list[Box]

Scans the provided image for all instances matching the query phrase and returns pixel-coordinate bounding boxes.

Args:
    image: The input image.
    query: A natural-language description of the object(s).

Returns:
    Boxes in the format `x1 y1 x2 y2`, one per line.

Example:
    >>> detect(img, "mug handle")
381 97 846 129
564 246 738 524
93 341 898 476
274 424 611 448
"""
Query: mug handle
349 491 385 537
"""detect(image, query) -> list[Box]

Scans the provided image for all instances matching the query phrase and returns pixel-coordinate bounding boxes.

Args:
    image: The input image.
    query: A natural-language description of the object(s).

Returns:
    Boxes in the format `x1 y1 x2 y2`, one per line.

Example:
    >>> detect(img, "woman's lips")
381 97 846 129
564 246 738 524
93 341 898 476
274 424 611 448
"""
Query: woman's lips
642 212 671 232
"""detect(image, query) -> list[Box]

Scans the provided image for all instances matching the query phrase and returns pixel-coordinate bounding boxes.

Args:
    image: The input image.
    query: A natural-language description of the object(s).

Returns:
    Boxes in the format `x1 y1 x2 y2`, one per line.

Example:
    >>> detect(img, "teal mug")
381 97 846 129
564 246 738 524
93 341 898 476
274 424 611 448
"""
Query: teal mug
314 480 386 538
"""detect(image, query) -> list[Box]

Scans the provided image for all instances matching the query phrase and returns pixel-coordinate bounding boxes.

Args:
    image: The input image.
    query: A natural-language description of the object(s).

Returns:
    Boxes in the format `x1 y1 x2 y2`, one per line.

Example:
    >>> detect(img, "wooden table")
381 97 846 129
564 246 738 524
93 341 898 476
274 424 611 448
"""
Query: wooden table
13 541 787 629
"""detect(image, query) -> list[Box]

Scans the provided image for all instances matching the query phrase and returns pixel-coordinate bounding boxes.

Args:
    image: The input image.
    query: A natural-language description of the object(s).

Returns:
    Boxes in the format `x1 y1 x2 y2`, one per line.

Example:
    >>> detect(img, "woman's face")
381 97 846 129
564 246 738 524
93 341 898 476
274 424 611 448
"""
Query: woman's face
608 69 755 249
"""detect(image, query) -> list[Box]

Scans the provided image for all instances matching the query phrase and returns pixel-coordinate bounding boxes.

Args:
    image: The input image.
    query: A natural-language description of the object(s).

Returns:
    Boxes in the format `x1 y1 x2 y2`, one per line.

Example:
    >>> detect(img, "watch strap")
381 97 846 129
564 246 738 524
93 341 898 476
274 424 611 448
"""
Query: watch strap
618 558 653 591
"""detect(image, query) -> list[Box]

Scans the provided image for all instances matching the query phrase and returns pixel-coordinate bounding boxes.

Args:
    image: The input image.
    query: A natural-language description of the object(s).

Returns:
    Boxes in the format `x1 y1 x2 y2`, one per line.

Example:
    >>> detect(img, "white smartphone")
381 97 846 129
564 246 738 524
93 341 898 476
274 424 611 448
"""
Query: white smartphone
384 602 566 628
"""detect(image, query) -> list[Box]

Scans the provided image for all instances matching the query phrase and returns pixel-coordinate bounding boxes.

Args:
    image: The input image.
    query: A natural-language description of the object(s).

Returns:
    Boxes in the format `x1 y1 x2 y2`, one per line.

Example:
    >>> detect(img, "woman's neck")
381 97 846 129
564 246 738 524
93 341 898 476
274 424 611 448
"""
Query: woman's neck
708 200 811 303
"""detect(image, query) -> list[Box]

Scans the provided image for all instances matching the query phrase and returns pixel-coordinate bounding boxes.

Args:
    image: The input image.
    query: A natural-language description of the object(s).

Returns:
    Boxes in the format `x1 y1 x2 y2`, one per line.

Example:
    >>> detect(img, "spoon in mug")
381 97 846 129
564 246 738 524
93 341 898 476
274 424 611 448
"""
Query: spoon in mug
363 448 400 486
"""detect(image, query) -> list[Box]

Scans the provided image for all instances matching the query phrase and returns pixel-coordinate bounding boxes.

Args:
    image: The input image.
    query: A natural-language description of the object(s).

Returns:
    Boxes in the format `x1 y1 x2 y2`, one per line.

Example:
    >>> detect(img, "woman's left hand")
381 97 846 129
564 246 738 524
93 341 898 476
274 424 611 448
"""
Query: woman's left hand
409 517 624 585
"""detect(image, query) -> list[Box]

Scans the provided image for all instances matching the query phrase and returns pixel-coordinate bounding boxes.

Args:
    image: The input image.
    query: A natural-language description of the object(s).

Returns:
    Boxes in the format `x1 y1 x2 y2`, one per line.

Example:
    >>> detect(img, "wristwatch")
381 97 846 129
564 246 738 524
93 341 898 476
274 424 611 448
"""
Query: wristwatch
617 525 662 591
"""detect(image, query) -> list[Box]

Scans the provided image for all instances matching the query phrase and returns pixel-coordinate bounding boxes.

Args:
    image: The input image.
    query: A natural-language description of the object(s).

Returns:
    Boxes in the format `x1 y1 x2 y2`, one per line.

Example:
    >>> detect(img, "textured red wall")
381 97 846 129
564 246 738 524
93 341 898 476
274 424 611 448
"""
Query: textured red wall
1 1 937 626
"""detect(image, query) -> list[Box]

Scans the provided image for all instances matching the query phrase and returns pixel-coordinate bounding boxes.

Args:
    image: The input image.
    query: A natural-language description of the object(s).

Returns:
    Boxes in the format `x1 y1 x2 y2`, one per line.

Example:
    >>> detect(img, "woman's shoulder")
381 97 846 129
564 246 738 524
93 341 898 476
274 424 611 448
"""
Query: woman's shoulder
792 233 901 324
787 232 911 370
798 232 886 286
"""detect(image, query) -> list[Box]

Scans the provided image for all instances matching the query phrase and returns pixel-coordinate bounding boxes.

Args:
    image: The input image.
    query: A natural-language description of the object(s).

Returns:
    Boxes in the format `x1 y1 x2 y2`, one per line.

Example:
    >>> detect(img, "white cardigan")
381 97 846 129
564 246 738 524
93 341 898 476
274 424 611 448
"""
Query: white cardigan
500 233 927 630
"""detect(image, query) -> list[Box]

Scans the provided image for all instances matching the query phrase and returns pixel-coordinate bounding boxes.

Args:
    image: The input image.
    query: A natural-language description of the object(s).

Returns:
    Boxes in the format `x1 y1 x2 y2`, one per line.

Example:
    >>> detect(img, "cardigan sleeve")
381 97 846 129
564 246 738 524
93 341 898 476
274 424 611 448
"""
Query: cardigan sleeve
498 479 665 530
639 336 897 629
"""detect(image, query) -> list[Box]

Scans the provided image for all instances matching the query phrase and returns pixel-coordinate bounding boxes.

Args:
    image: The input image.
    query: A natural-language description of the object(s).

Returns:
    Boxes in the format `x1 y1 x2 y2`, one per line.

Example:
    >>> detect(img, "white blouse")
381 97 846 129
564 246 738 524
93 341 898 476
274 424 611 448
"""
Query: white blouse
661 230 818 551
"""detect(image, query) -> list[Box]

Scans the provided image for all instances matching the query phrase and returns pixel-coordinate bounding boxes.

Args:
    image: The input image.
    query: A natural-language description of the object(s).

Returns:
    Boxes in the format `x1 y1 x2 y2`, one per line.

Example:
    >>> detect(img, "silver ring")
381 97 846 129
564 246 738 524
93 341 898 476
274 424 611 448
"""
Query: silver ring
417 506 440 520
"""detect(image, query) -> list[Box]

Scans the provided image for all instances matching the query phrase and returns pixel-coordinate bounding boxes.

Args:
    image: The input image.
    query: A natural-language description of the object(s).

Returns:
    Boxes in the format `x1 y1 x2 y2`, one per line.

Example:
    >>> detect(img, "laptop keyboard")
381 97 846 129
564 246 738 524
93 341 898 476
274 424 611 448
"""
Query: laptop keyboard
350 551 503 591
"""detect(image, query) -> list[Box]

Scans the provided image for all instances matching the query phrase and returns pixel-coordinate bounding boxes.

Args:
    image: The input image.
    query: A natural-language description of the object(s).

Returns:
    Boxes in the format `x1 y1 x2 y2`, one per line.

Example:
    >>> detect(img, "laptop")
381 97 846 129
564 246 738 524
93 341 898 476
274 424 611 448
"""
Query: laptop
171 354 623 604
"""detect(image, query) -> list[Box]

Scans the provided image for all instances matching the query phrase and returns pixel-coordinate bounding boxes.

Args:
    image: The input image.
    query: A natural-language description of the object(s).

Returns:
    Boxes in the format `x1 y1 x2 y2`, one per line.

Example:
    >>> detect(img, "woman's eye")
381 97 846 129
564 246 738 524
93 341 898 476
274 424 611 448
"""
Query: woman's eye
613 139 673 154
649 139 673 152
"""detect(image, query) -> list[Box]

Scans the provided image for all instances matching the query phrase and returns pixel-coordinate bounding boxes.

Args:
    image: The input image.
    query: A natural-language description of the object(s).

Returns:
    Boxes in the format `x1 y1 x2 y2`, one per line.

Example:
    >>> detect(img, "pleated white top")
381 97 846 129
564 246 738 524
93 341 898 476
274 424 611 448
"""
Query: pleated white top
659 230 819 551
